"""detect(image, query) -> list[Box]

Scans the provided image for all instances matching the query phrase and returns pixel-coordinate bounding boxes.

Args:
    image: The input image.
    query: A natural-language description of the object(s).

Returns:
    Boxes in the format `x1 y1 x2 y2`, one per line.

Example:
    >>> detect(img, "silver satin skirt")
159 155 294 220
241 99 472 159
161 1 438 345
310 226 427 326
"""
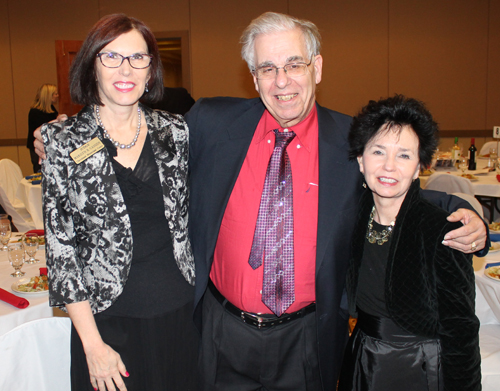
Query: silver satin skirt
338 310 442 391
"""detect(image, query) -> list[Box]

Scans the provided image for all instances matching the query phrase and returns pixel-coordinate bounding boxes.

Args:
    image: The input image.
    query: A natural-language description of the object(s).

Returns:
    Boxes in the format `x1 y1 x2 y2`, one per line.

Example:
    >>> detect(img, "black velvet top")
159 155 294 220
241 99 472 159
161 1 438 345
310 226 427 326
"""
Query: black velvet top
346 180 481 390
102 134 194 318
356 223 391 318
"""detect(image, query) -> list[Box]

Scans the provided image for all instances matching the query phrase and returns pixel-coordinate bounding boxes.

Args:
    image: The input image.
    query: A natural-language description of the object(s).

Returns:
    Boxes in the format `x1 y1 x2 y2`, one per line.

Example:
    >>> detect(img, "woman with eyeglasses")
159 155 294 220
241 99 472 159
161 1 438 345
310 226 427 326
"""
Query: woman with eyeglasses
41 14 197 391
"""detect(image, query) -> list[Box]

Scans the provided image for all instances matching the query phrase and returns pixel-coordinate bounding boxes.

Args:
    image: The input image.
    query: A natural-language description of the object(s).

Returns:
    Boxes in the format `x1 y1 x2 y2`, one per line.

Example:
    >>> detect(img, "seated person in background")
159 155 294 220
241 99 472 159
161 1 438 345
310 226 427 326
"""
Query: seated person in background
338 95 481 391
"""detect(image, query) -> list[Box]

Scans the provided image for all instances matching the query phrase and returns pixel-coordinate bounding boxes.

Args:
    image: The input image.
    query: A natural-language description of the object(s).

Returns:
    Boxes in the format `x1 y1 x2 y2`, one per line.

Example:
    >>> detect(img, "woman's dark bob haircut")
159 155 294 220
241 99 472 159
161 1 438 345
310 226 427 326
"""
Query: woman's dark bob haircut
349 94 439 168
69 14 163 106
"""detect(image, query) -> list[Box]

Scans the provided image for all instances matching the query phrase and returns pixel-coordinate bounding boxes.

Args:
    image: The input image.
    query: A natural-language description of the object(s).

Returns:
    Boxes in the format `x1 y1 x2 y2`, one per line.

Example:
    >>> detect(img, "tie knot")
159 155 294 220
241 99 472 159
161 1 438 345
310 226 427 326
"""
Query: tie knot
273 129 296 148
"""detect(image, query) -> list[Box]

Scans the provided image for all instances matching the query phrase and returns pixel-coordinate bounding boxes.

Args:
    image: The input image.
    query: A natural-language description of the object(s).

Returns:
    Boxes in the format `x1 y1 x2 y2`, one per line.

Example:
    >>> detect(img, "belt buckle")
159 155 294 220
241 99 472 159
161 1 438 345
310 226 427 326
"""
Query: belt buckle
241 311 265 328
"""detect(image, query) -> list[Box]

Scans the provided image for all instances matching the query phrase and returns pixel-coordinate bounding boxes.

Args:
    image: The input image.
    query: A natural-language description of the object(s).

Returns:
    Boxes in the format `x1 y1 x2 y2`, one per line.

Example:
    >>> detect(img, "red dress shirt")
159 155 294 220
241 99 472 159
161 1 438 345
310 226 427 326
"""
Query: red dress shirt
210 106 319 314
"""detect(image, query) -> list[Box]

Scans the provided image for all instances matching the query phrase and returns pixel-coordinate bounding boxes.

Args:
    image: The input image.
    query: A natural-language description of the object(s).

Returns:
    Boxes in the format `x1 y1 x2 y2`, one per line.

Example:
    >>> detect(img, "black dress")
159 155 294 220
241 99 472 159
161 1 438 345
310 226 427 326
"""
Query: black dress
28 106 58 172
70 134 198 391
338 223 442 391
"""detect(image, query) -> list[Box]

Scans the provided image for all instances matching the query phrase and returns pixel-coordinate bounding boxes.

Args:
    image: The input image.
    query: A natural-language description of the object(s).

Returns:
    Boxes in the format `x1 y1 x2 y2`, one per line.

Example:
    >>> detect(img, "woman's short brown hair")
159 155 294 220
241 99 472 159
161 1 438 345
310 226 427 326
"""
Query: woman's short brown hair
70 13 163 106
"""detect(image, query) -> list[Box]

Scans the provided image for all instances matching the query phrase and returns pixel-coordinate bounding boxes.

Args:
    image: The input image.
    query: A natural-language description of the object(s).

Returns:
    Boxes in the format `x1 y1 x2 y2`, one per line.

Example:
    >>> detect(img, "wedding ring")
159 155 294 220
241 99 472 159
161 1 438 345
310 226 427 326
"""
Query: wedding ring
471 241 477 252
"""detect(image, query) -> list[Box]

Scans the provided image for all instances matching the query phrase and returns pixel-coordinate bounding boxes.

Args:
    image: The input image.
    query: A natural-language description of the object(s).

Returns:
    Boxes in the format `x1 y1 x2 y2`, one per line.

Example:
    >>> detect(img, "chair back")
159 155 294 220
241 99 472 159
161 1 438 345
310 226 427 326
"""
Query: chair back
451 192 484 218
476 281 500 391
0 159 23 207
479 141 500 157
0 159 36 231
423 173 474 196
0 317 71 390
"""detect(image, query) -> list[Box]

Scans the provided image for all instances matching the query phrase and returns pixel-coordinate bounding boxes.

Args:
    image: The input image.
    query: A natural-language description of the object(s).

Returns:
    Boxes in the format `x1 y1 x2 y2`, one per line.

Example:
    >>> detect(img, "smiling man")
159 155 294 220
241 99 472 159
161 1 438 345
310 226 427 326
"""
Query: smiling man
186 11 487 391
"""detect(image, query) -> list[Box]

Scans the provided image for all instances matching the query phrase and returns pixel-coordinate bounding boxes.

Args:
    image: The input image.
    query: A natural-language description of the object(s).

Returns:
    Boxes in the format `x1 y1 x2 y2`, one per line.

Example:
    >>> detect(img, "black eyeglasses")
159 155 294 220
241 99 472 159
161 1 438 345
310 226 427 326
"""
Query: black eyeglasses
97 52 152 69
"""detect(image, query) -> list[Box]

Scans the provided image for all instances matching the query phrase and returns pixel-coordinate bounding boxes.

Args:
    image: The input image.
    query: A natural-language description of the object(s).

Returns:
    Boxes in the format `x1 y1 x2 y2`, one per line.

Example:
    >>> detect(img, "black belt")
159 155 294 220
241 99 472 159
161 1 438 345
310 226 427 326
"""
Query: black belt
208 280 316 329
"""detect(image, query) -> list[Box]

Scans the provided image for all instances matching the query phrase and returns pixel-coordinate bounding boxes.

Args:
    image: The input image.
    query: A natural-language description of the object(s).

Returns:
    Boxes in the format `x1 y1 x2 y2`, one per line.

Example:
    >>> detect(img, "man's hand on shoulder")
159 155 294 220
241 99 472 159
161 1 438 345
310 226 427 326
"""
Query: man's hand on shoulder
34 114 67 161
442 208 487 254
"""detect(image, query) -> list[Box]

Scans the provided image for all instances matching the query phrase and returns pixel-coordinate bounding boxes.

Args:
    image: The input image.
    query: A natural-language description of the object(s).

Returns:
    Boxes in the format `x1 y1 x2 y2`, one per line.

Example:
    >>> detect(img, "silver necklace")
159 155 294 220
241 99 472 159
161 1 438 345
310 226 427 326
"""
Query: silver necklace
366 206 395 245
95 105 141 149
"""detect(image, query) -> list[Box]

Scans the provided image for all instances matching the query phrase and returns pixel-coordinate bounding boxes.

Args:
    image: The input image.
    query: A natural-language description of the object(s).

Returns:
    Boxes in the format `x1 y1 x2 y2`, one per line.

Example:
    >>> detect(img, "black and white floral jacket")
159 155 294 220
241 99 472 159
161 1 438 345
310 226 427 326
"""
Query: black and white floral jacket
41 104 195 314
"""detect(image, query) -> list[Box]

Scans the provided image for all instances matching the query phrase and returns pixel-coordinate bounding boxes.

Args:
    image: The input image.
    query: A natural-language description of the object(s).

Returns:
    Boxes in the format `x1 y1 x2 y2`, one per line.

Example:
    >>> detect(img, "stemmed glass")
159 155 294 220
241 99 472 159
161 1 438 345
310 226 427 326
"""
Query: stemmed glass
0 220 12 251
8 242 25 277
22 232 40 264
458 157 468 174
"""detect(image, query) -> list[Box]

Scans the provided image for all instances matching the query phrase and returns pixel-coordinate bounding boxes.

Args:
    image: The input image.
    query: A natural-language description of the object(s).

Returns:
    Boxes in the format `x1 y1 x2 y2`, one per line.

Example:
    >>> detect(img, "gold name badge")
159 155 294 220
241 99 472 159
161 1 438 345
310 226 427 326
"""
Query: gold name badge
70 137 105 164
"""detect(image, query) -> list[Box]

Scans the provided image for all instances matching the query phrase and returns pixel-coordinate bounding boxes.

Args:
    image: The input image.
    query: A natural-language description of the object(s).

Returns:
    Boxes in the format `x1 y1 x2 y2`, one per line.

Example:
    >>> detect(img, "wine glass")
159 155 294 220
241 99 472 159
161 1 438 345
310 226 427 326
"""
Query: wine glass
458 157 468 174
8 242 25 277
0 220 12 251
22 232 40 264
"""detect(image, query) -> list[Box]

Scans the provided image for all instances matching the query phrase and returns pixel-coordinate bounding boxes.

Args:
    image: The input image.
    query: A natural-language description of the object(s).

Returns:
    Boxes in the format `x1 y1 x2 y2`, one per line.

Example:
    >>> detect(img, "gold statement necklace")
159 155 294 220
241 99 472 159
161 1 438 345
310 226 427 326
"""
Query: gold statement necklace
366 206 395 245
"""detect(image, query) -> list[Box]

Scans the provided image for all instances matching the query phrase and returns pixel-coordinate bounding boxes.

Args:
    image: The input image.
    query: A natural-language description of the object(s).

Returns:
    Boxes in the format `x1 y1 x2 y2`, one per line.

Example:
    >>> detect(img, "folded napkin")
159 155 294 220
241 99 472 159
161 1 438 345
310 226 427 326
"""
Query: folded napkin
489 234 500 242
0 287 29 309
26 229 44 236
31 180 41 185
39 267 47 276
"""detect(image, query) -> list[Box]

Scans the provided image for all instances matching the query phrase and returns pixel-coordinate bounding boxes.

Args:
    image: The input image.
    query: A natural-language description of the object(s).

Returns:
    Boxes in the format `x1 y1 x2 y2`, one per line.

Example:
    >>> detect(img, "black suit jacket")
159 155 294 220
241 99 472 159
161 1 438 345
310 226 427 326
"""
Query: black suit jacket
185 96 483 390
187 97 362 389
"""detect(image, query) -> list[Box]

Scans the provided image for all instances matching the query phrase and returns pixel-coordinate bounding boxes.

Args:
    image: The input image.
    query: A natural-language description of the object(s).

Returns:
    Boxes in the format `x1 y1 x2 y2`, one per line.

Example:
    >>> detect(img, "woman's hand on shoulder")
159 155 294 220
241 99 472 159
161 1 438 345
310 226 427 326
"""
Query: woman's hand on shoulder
85 341 129 391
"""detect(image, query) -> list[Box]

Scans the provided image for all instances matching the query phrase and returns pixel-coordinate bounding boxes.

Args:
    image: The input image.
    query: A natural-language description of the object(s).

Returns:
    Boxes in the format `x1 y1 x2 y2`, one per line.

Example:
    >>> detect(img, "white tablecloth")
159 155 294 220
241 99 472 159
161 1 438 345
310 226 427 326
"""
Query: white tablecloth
421 169 500 198
16 178 43 229
0 235 52 336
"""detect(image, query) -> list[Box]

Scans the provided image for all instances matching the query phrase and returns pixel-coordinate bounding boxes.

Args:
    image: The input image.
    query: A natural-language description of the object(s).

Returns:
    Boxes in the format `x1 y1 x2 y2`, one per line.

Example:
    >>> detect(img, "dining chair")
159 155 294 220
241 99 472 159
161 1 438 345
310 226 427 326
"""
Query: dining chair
475 282 500 391
451 192 484 218
479 141 500 157
0 317 71 390
423 173 475 196
0 159 36 232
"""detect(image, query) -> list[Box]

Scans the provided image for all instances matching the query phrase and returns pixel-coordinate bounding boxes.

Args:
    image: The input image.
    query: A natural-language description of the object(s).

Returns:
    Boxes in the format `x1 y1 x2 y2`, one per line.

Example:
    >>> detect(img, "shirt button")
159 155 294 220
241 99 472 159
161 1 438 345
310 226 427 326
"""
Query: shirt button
260 290 263 294
284 128 289 132
268 139 271 143
297 144 301 149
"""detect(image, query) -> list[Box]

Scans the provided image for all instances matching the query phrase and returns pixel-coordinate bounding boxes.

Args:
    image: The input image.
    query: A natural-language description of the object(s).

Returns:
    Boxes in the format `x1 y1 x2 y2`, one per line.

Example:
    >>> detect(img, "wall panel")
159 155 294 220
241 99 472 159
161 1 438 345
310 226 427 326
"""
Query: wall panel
389 0 489 130
292 0 389 116
0 0 17 140
190 0 288 99
8 0 99 141
486 0 500 129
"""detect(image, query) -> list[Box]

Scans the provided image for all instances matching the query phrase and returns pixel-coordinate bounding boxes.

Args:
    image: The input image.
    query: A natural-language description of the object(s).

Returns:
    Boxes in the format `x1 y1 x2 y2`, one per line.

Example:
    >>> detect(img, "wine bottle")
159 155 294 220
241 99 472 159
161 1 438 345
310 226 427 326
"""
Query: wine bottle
451 137 461 160
468 138 477 170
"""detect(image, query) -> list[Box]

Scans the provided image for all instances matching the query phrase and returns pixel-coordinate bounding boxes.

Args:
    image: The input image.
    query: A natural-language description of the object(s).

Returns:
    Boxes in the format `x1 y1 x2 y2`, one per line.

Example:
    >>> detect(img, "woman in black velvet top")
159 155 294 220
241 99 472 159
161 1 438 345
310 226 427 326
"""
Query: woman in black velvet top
338 95 481 391
41 14 197 391
27 84 60 172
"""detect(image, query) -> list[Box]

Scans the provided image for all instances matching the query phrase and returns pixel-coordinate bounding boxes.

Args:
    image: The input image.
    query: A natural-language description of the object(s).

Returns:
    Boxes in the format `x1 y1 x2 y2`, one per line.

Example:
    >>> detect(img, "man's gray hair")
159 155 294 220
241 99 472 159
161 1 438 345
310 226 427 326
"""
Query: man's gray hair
240 12 322 71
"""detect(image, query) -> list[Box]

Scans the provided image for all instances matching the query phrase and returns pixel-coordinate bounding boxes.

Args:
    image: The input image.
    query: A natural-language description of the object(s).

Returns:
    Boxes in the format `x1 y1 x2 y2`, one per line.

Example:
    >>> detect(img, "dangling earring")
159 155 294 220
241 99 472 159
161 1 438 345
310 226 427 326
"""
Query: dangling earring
362 182 367 188
145 82 149 93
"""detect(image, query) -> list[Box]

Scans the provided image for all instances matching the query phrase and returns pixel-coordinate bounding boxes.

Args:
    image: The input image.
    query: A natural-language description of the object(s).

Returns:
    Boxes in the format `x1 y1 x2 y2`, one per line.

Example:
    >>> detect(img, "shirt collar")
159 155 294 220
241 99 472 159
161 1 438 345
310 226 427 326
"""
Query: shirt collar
255 105 318 152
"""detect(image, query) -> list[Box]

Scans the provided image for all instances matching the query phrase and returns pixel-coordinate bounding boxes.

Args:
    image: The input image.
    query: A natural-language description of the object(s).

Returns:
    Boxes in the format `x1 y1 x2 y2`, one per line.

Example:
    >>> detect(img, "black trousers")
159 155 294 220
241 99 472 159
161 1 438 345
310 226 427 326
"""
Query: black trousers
71 302 199 391
199 287 322 391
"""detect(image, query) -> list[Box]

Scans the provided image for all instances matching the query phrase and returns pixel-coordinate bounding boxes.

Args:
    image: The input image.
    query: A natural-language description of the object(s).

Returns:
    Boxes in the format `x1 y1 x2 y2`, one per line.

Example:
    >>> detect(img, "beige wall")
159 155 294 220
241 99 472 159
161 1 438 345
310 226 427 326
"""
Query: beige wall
1 0 499 174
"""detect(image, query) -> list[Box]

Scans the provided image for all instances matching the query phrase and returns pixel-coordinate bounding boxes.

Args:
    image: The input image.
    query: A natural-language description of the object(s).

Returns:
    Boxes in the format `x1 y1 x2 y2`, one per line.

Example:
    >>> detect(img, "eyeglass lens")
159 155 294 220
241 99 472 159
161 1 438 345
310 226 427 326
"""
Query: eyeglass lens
98 52 151 69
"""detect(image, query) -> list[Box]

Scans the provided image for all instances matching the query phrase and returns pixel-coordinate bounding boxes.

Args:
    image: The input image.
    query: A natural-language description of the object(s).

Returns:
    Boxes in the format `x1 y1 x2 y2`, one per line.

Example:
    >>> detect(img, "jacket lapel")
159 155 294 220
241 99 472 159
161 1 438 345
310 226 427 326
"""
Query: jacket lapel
316 104 354 273
208 101 266 252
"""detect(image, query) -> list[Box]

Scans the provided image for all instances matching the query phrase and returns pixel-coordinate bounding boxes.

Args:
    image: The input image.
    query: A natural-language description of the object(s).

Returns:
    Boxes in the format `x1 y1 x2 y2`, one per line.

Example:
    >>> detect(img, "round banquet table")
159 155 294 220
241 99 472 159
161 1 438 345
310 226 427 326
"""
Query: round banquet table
16 178 43 230
475 249 500 324
0 234 52 336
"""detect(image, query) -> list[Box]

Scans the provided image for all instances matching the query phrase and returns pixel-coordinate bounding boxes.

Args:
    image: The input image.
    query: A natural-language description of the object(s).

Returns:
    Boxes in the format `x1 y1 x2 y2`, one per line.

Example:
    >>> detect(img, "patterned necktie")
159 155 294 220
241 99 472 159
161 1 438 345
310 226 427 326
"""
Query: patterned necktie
249 129 295 316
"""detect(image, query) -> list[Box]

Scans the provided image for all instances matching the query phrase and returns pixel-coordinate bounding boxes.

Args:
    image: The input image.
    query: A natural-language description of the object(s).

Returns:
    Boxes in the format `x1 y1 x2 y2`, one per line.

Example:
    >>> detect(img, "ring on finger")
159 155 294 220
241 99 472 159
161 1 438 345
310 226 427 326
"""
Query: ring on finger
471 241 477 252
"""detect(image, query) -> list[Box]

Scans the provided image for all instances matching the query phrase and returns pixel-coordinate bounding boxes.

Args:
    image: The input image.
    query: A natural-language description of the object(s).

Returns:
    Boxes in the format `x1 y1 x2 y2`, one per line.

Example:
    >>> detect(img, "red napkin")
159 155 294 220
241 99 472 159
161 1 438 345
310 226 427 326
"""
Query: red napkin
25 229 44 236
39 267 47 276
0 287 29 309
496 175 500 182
